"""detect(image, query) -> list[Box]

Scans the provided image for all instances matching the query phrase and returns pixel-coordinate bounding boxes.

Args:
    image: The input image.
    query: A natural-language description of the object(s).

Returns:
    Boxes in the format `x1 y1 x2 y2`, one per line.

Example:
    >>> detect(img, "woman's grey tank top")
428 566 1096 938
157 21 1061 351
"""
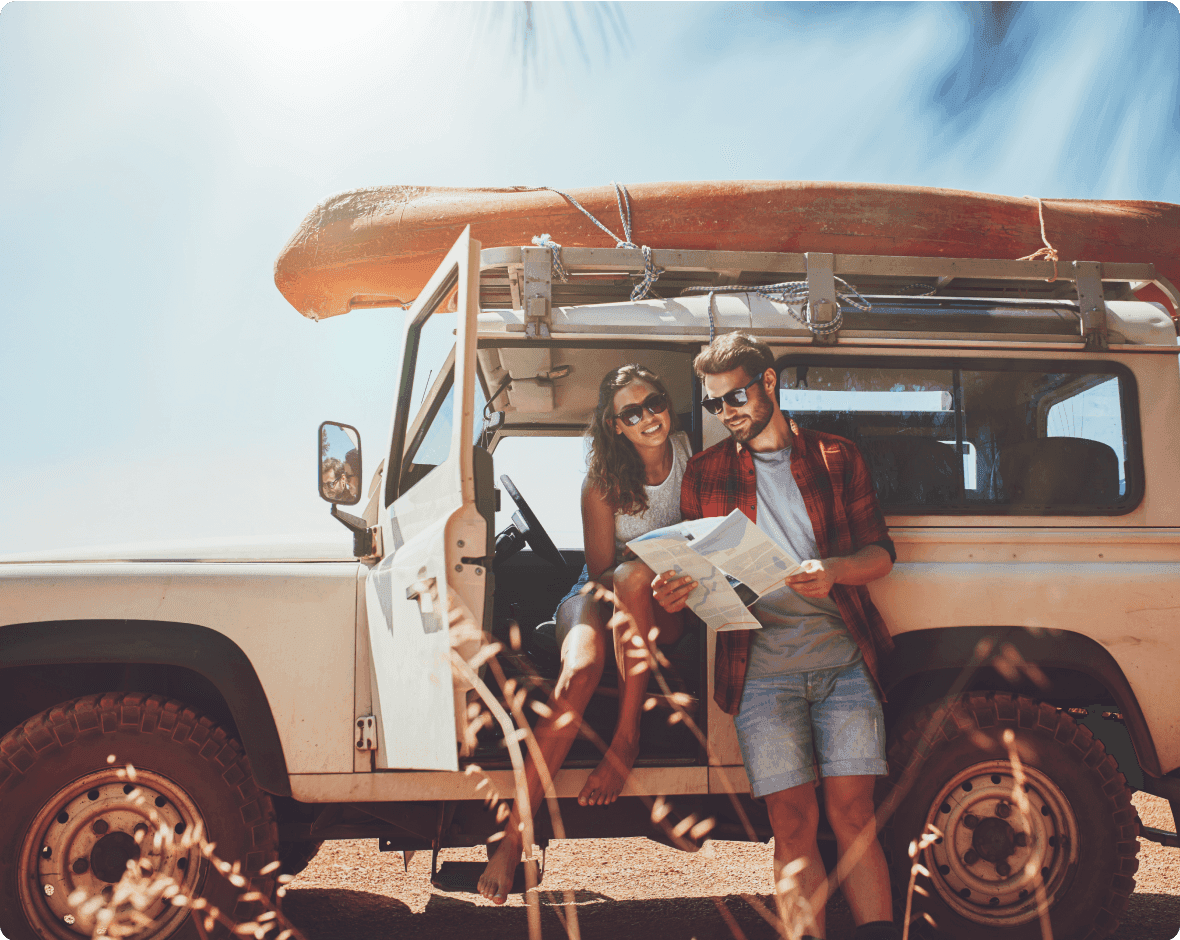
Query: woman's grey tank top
613 431 692 562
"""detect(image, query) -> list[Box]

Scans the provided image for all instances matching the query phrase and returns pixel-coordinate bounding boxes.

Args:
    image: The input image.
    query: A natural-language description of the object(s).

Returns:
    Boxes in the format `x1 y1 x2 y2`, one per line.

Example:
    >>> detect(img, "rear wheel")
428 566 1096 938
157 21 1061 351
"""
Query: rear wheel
0 693 280 940
882 692 1138 940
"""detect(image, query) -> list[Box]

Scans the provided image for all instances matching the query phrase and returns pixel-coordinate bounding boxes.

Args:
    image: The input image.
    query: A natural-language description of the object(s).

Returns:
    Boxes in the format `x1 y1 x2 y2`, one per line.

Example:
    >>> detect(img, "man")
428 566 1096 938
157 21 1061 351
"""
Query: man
653 332 899 940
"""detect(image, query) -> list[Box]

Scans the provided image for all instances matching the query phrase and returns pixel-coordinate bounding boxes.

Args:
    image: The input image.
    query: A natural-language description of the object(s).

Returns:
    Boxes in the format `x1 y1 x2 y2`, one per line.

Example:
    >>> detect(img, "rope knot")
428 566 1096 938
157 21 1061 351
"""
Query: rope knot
531 234 568 282
684 279 869 338
631 245 664 302
534 182 663 300
1016 197 1059 282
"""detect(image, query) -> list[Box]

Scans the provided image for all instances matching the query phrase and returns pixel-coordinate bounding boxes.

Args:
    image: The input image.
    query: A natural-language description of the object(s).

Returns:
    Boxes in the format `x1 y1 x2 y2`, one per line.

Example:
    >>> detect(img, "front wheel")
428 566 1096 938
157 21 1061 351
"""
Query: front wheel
882 692 1138 940
0 693 280 940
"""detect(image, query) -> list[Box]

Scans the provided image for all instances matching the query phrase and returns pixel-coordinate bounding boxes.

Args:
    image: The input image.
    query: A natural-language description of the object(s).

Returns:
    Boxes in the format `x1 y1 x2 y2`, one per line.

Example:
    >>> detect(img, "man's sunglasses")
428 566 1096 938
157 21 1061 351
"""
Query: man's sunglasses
701 376 763 415
614 393 669 426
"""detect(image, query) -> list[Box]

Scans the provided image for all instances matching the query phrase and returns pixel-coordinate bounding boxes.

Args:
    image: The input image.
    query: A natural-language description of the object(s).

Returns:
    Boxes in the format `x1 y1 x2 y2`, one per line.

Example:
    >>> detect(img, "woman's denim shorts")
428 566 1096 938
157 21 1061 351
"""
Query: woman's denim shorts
554 564 593 617
733 660 887 798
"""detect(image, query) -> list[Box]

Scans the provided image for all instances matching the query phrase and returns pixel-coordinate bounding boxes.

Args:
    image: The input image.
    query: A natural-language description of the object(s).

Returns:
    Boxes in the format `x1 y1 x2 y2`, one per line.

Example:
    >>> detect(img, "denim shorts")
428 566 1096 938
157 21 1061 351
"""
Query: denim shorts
733 660 887 798
555 564 592 616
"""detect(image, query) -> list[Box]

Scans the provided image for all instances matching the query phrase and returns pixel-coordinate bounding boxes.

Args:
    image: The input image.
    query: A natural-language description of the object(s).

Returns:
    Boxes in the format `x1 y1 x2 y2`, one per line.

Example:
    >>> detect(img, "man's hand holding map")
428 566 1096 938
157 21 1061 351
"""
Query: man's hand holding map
627 510 805 631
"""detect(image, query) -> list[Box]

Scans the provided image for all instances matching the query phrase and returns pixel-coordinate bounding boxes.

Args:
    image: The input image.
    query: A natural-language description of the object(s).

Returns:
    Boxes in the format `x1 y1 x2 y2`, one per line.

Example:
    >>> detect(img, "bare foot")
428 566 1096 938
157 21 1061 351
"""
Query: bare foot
477 833 522 905
578 733 640 806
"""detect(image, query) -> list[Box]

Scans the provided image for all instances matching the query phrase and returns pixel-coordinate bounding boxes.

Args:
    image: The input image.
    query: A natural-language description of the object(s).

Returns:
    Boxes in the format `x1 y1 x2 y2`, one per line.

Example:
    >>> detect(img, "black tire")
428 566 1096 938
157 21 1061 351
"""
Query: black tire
0 693 280 940
881 692 1138 940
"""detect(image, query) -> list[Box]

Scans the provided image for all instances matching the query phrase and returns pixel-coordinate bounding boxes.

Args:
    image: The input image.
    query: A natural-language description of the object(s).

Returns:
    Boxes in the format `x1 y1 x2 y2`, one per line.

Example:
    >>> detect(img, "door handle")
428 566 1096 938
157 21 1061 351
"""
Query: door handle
406 576 441 634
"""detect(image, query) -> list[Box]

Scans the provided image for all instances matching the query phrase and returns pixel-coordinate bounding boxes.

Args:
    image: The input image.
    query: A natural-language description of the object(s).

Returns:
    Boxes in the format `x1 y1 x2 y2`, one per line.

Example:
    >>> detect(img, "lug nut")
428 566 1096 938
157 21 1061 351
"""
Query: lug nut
964 849 979 865
963 814 980 829
1013 832 1028 847
92 819 109 835
995 862 1011 877
995 802 1011 819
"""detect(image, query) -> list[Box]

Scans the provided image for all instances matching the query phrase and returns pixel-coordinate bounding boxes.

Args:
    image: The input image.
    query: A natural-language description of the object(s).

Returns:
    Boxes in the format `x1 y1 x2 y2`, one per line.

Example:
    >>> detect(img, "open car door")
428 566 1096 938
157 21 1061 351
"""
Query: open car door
365 227 488 771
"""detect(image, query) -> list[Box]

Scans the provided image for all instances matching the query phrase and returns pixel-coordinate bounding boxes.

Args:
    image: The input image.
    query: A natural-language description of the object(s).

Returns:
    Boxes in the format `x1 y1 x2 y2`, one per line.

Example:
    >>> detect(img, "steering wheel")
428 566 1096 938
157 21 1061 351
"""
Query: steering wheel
497 474 568 571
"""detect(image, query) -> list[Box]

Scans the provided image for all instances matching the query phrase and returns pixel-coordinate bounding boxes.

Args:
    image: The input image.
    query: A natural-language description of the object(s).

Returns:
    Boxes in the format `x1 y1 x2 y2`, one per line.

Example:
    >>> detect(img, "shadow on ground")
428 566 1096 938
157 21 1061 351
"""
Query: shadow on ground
283 886 1180 939
283 888 853 940
1112 892 1180 939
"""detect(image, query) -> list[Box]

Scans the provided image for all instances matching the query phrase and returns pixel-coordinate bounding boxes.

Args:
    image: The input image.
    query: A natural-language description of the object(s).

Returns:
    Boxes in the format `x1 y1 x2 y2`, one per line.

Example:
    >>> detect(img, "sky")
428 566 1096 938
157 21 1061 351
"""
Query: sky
2 1 1179 556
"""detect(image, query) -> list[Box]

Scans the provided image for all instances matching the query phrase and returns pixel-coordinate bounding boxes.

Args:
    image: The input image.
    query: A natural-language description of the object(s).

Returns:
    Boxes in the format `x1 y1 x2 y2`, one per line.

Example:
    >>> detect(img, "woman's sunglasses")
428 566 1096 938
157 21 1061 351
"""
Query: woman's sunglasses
614 392 669 426
701 376 763 415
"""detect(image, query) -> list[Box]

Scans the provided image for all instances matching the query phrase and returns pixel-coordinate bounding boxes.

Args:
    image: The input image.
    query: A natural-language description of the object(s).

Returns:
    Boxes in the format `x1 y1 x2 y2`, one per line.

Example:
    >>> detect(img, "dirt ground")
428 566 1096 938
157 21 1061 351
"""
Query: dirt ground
282 792 1180 940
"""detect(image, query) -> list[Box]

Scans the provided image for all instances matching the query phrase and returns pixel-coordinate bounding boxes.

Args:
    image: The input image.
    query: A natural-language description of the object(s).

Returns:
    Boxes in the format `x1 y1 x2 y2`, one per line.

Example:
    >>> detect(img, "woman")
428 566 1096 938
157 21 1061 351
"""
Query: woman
479 364 691 904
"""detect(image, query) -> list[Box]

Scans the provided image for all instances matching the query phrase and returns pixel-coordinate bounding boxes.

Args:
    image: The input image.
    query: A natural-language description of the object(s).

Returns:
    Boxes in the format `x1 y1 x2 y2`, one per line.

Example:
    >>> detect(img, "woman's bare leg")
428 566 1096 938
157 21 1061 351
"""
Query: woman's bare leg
578 561 684 806
478 593 606 903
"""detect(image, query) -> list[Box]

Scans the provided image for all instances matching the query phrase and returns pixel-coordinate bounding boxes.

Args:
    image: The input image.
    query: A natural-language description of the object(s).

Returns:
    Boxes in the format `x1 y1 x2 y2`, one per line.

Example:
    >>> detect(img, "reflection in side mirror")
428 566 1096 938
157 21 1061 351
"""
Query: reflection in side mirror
319 421 363 505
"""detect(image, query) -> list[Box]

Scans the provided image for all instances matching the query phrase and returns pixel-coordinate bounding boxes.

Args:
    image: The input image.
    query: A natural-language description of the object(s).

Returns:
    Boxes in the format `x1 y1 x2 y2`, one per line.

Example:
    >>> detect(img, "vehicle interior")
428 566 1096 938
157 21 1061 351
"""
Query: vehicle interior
476 341 707 770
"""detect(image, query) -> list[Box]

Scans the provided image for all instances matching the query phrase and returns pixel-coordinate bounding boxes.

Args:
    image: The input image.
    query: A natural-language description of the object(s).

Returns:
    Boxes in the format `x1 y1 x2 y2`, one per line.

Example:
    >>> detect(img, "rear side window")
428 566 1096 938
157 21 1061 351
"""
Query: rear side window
778 358 1139 514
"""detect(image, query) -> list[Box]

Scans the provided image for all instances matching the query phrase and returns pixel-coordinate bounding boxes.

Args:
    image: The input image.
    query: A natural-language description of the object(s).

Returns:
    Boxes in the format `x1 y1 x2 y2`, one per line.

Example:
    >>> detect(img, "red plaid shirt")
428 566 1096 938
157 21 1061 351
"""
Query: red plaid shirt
680 421 895 715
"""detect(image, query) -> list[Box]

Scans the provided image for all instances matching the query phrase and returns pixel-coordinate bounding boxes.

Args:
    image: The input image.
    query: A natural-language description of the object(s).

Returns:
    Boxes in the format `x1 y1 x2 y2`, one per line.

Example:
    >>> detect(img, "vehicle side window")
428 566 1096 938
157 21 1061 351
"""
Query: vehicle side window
779 359 1137 514
401 367 488 493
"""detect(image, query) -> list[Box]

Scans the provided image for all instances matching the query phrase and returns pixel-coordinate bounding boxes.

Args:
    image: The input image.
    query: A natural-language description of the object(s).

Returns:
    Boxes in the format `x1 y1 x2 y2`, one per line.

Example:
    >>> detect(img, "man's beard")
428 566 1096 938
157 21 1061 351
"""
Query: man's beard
725 390 775 444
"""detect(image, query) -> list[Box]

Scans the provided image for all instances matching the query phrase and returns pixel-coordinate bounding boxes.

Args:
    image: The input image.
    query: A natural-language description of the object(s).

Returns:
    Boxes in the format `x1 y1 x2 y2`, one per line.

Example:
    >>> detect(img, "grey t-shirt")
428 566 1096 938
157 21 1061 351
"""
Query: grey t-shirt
745 445 861 678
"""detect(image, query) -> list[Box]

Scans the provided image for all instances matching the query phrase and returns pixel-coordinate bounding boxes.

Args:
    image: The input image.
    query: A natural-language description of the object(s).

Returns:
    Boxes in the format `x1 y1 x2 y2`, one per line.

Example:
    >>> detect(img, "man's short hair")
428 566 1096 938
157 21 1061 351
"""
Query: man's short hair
693 331 775 381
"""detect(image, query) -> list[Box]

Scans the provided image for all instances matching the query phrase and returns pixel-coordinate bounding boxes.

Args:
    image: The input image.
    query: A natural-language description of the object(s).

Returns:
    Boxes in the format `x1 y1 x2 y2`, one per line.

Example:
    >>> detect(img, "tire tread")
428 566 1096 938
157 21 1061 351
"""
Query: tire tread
882 692 1137 940
0 693 280 940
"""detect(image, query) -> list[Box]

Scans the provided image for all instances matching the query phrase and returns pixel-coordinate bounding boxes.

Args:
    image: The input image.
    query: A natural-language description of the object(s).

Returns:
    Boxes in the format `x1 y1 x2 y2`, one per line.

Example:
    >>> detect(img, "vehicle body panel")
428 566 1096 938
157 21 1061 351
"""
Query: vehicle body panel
0 562 358 775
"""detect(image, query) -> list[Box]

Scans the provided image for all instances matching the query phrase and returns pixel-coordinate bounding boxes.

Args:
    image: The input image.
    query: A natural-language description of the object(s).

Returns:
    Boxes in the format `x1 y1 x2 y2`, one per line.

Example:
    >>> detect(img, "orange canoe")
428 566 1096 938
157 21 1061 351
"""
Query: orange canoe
273 181 1180 320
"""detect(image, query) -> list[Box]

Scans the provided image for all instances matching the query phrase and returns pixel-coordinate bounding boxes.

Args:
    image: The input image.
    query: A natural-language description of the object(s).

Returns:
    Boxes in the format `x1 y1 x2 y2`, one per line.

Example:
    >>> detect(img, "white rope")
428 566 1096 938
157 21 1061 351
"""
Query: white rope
683 279 872 337
1017 196 1060 282
530 234 568 281
539 183 664 301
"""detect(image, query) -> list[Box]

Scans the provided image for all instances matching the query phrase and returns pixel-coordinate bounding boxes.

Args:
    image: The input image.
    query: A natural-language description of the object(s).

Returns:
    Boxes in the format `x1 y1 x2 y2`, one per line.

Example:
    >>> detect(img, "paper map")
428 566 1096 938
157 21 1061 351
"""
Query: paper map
626 510 805 632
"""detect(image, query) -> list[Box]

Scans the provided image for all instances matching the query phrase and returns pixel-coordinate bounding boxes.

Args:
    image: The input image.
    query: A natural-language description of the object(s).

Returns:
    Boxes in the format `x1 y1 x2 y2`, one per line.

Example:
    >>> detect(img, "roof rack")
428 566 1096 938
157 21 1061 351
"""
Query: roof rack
479 246 1180 351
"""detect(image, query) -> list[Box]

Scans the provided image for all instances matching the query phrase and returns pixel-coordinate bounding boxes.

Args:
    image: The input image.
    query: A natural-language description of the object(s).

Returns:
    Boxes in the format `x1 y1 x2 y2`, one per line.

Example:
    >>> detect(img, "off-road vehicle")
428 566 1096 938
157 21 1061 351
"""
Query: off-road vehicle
3 183 1180 940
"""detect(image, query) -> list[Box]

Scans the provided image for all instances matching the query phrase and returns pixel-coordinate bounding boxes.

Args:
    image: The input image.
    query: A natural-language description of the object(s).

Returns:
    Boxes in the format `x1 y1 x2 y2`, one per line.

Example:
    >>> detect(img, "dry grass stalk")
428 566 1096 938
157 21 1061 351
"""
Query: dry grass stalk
449 645 544 940
451 583 1057 940
598 585 810 938
710 895 751 940
1003 728 1054 940
774 858 819 940
488 652 582 940
65 761 304 940
900 824 941 940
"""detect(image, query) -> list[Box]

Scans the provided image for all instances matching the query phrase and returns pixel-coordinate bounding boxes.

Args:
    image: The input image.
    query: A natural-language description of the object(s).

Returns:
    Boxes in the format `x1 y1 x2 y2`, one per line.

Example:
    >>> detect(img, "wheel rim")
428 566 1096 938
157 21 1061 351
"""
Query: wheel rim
921 759 1079 927
18 767 207 939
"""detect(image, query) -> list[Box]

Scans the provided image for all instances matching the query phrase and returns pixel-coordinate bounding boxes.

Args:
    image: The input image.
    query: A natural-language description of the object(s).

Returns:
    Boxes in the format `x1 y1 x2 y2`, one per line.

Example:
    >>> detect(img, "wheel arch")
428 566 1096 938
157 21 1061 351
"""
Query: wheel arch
883 625 1161 778
0 619 291 796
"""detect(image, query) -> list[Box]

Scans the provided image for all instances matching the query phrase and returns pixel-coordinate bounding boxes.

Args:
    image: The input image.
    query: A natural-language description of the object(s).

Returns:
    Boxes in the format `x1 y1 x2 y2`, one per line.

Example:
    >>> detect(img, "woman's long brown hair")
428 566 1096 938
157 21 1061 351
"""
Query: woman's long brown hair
585 364 679 516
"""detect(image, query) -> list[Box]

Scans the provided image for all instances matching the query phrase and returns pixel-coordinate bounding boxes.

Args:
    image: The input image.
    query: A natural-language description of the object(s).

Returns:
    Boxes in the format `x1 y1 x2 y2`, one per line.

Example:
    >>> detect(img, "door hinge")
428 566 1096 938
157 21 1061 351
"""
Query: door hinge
355 715 377 751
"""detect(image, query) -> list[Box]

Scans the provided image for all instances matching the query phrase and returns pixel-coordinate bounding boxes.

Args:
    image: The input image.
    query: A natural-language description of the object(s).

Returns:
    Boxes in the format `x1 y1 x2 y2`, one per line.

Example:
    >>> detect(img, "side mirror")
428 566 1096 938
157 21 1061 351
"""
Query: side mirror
319 421 363 506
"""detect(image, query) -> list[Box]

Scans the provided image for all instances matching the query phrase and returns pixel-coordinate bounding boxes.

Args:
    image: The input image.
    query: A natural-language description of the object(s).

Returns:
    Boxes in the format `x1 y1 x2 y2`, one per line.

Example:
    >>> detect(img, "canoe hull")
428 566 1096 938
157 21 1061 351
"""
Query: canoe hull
274 181 1180 319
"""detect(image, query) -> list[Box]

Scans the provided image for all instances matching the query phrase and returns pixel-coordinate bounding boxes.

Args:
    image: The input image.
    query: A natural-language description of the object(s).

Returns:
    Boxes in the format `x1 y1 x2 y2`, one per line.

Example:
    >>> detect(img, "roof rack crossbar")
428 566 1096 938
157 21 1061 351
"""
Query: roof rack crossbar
481 245 1159 288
